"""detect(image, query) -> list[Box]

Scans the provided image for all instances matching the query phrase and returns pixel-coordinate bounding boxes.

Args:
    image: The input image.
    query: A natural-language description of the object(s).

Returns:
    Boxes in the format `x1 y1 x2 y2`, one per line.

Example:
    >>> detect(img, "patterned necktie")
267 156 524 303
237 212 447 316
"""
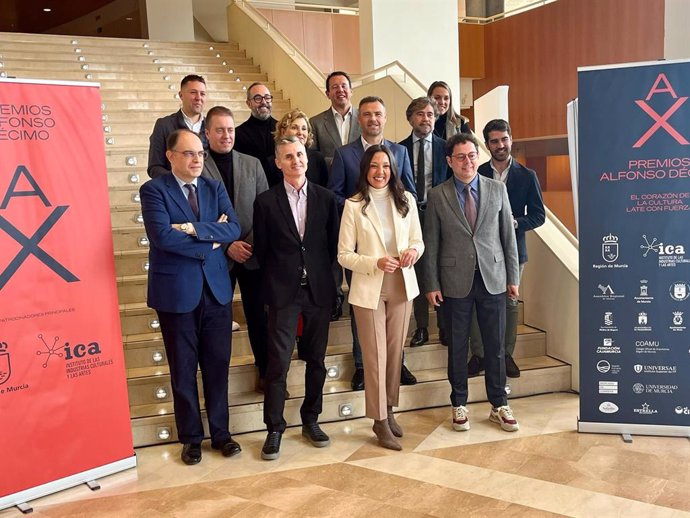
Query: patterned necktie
464 183 476 231
416 139 426 201
184 183 199 220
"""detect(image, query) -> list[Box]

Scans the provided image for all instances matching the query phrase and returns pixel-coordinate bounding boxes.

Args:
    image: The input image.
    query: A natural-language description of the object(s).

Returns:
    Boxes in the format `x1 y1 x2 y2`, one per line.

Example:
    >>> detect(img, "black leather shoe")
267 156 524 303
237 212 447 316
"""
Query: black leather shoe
439 328 449 346
467 355 484 377
212 437 242 457
302 423 331 447
400 364 417 385
331 298 343 321
505 354 521 378
261 432 282 460
410 327 429 347
351 367 365 391
181 443 202 465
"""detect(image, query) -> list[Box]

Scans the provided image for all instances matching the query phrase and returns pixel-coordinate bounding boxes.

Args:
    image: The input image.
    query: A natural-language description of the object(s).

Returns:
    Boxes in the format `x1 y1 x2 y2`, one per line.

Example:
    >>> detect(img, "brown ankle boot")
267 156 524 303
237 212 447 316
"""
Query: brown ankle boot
372 419 402 451
387 406 403 438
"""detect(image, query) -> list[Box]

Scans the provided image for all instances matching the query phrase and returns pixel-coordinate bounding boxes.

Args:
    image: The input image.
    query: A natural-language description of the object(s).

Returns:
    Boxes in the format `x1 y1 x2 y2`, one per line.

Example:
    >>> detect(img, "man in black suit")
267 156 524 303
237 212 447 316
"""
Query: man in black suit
201 106 270 391
399 97 452 348
234 82 278 177
147 75 208 178
467 119 545 378
141 129 242 465
253 136 339 460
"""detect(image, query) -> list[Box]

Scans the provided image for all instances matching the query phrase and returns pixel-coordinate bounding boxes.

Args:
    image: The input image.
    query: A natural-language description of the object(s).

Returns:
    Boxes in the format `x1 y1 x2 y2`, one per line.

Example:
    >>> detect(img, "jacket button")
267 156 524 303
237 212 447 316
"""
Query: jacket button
301 246 306 252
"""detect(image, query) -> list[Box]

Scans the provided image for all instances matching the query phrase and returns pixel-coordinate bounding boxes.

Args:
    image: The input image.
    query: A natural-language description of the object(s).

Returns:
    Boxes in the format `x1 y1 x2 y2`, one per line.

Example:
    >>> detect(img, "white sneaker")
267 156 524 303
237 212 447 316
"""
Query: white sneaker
489 405 519 432
452 405 470 431
232 321 240 332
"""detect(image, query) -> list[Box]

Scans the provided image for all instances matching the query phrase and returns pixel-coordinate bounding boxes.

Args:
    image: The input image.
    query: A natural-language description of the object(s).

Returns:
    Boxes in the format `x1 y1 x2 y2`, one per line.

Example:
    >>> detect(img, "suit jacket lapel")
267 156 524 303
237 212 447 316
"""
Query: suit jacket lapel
231 152 243 202
324 110 343 149
275 185 301 242
361 197 386 250
442 179 471 233
475 175 490 230
165 174 197 221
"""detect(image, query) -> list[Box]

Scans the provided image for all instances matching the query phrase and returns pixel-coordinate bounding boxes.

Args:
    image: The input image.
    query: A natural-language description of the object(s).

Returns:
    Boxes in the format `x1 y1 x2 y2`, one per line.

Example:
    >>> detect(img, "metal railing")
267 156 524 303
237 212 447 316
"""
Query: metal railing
461 0 557 24
247 1 358 15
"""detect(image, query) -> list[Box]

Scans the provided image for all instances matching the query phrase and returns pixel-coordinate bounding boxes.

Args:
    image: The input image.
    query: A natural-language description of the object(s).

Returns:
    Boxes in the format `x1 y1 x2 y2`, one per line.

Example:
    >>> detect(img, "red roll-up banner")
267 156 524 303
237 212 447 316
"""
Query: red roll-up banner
0 78 135 510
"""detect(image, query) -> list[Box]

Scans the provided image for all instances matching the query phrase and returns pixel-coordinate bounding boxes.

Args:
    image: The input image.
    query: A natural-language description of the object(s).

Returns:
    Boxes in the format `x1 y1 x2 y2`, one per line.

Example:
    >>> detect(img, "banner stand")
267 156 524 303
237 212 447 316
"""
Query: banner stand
0 455 136 513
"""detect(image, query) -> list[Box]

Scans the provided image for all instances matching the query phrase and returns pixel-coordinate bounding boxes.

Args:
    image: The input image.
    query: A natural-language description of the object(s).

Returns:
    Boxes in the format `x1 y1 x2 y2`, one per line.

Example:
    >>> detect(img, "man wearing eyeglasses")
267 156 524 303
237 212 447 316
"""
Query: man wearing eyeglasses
234 82 278 176
467 119 545 379
140 129 242 465
420 132 521 434
148 74 209 178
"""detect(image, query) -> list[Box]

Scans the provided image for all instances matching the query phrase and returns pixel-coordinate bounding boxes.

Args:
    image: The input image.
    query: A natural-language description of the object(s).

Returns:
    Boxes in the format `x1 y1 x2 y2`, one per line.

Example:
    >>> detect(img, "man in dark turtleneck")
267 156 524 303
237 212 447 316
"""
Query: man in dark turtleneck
234 82 278 176
202 106 270 392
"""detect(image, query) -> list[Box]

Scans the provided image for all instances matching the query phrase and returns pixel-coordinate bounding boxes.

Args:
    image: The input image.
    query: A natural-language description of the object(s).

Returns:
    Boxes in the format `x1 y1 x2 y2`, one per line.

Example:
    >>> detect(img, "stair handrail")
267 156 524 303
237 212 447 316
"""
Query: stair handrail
461 0 557 24
247 0 358 14
545 206 578 249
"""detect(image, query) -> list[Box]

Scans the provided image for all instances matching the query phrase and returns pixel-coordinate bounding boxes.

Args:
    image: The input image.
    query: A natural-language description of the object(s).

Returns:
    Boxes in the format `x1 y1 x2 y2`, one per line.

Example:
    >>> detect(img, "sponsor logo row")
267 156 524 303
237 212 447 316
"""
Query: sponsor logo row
595 233 689 268
598 401 690 415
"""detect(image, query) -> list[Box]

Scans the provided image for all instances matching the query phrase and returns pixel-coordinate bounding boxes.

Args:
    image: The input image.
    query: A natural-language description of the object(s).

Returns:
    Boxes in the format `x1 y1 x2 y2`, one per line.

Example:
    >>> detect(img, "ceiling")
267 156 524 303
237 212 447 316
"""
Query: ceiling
0 0 141 37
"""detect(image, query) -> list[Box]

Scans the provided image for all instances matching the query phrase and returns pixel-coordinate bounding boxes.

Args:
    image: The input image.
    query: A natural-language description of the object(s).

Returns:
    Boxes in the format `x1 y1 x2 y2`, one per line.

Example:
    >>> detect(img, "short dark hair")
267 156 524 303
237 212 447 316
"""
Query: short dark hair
445 132 480 156
359 96 385 109
246 82 268 100
353 145 409 218
166 128 200 151
206 106 234 127
326 71 352 91
406 97 438 121
482 119 512 142
181 74 205 88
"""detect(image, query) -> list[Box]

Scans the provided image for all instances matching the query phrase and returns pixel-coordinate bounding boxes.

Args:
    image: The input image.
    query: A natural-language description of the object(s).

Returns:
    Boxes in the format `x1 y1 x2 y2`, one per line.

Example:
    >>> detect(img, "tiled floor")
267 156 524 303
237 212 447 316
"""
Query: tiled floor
4 393 690 517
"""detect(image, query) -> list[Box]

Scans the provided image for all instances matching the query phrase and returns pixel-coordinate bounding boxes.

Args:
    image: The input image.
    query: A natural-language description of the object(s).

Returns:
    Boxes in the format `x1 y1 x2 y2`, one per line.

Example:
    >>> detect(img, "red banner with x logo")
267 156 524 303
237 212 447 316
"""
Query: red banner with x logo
0 78 134 509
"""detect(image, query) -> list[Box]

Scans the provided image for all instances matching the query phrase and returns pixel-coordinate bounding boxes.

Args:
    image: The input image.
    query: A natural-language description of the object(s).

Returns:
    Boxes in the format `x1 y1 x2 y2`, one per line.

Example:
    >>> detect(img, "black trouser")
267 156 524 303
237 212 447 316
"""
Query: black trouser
231 263 268 377
157 283 232 445
263 285 330 432
444 270 507 408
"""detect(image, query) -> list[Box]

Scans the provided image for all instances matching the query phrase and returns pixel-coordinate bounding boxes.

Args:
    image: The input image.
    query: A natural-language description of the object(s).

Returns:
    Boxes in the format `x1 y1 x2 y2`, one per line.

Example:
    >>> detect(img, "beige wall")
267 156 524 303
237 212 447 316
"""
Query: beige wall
146 0 194 41
258 9 361 75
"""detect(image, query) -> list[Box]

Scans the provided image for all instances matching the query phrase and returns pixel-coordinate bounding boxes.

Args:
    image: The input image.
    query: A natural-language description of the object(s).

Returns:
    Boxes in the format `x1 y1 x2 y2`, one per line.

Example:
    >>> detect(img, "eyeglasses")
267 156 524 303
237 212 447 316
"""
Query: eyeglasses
251 94 273 103
451 152 478 162
172 150 207 159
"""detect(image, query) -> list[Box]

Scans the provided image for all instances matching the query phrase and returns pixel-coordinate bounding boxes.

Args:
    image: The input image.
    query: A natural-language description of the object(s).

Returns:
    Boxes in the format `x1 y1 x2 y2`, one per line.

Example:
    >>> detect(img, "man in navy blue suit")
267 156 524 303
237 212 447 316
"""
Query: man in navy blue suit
140 129 242 465
467 119 545 379
329 96 418 391
399 97 452 348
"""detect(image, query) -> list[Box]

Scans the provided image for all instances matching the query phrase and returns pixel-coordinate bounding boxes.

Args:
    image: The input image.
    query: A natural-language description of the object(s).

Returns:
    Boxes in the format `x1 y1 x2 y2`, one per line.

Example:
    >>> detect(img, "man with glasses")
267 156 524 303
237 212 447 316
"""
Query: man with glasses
467 119 545 379
234 82 278 176
148 74 208 178
420 133 521 433
140 129 242 465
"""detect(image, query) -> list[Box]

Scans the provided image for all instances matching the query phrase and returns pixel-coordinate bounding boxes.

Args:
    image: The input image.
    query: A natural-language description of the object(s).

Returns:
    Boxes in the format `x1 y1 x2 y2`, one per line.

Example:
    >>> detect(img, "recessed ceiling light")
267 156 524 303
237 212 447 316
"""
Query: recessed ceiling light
43 8 52 12
125 17 133 21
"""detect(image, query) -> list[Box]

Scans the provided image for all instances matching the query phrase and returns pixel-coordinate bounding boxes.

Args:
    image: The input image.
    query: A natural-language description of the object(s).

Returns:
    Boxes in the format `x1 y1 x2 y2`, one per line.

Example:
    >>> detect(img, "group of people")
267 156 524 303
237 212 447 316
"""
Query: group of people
140 71 545 464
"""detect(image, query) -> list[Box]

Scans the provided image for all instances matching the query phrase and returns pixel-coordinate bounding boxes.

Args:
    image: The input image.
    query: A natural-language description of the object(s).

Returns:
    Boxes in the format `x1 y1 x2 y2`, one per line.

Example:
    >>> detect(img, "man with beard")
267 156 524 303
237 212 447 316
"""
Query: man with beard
467 119 544 379
148 75 208 178
329 96 417 391
399 97 452 348
234 82 278 176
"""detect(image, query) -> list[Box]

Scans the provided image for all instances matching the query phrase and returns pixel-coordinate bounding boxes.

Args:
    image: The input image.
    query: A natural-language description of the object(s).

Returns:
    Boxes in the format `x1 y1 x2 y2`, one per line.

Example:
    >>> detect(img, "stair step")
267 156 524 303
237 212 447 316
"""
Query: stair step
129 355 570 446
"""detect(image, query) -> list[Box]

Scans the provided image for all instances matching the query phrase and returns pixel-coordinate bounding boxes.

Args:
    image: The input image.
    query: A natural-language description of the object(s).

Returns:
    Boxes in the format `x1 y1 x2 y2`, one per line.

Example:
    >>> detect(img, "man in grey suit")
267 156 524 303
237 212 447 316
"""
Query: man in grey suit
420 133 521 433
310 71 361 166
202 106 270 390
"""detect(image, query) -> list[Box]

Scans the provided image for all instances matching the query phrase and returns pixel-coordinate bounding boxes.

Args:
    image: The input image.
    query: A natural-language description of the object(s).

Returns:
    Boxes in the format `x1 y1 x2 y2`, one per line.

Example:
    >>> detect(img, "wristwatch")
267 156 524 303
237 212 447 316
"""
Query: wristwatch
181 223 190 233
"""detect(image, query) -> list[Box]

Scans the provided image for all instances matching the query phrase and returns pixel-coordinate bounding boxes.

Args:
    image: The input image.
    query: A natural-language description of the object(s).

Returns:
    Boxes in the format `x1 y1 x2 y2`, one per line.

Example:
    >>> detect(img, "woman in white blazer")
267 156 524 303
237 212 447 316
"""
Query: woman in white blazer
338 145 424 450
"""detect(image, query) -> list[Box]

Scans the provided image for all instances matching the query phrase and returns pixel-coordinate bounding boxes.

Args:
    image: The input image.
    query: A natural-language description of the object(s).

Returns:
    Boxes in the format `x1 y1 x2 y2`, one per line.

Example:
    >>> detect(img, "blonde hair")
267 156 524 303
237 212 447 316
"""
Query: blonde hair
273 109 314 148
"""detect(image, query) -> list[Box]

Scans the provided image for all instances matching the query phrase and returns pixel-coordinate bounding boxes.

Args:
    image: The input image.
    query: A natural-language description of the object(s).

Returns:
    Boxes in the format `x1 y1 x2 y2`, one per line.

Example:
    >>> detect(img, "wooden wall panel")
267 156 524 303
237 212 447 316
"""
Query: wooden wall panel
303 12 334 74
459 23 484 78
332 14 361 74
264 9 305 52
473 0 665 139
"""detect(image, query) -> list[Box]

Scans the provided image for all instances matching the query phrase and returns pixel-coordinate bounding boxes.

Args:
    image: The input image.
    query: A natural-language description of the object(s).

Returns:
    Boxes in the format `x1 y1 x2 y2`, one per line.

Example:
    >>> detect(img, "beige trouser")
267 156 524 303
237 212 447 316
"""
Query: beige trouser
353 270 412 420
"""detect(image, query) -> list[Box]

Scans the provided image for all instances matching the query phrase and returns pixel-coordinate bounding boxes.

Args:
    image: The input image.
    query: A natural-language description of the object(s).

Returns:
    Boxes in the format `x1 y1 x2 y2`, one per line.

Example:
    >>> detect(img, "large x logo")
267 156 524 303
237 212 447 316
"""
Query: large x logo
633 97 689 148
0 206 79 290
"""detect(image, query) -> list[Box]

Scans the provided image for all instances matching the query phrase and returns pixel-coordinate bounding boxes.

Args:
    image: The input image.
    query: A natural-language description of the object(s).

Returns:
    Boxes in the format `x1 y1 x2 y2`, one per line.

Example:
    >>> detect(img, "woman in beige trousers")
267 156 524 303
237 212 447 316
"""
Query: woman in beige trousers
338 145 424 450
